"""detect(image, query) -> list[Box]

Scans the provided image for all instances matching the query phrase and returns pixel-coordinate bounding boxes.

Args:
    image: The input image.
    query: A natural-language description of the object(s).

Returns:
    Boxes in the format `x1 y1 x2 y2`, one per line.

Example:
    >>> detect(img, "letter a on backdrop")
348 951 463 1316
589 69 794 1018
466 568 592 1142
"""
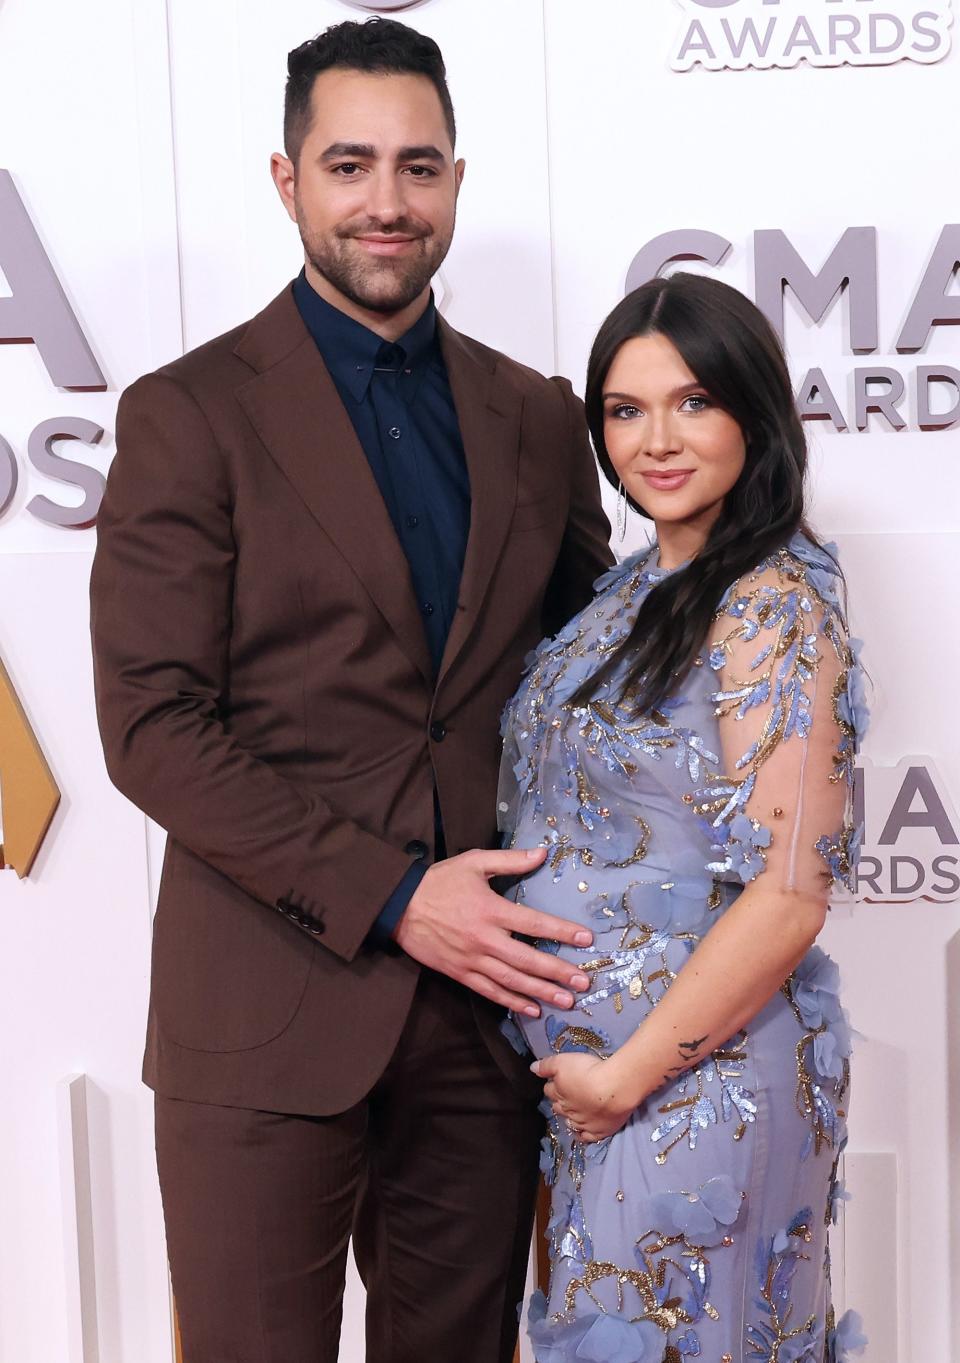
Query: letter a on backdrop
0 169 105 390
0 655 60 876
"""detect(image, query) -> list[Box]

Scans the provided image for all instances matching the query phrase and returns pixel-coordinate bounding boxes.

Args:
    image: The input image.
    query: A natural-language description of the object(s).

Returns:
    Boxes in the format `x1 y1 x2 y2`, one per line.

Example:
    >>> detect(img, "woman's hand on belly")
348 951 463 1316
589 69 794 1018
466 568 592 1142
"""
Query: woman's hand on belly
532 1051 646 1144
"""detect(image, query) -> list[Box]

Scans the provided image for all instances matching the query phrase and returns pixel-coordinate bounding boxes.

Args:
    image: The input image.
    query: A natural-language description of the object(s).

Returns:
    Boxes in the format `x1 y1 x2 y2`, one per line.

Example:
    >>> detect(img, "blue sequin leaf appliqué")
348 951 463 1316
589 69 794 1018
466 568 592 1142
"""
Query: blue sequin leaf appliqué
650 1037 757 1164
746 1209 822 1362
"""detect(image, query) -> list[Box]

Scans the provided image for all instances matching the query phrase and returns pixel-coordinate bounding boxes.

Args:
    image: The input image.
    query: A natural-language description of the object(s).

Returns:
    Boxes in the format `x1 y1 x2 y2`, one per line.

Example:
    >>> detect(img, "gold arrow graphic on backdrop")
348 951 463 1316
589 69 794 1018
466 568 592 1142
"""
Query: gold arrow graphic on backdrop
0 655 60 877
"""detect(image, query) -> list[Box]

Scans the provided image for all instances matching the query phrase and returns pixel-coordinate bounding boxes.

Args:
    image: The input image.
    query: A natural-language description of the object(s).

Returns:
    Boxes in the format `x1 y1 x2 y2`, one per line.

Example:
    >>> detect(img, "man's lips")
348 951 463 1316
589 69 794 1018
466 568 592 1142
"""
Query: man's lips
640 469 695 491
353 235 421 257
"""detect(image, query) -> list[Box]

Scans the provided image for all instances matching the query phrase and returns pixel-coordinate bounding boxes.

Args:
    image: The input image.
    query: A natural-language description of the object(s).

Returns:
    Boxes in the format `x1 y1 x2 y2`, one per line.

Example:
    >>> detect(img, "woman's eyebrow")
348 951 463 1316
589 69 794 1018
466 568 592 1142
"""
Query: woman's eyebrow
603 382 703 402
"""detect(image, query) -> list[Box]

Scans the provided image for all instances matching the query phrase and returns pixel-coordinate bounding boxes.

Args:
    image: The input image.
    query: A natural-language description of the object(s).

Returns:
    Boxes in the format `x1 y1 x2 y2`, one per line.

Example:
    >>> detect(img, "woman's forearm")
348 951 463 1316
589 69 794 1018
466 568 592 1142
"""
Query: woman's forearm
606 886 828 1107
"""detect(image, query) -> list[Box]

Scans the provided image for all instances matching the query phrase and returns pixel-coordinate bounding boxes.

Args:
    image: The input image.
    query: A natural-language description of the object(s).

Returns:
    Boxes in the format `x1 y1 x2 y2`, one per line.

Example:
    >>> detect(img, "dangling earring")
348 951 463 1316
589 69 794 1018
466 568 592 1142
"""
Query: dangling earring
616 481 628 543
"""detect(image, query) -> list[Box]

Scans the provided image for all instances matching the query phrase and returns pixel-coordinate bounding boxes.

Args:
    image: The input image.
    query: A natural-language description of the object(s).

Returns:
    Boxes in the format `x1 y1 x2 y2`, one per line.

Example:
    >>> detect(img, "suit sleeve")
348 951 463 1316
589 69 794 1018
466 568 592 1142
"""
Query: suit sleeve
90 372 414 964
541 377 614 636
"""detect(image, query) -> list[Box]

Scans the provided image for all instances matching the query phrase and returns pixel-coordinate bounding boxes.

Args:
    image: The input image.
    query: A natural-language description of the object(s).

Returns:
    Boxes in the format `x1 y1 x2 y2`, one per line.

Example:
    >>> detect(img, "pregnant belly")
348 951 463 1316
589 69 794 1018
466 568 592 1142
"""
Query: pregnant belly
509 860 736 1060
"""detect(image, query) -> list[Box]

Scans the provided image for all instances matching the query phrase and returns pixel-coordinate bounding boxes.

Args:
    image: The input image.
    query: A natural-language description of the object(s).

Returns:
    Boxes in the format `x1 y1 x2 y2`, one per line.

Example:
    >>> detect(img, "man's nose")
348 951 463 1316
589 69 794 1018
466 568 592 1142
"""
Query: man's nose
366 168 405 225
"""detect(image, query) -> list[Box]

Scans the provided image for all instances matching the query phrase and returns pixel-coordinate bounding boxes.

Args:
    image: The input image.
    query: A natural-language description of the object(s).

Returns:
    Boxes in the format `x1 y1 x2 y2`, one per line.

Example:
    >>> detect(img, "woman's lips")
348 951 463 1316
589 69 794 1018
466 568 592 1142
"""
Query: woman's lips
640 469 694 491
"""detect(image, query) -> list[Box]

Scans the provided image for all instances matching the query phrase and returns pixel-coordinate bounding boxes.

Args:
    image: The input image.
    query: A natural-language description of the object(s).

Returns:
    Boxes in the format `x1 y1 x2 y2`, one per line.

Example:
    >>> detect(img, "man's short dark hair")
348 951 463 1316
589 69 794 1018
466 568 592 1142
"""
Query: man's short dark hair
284 18 457 163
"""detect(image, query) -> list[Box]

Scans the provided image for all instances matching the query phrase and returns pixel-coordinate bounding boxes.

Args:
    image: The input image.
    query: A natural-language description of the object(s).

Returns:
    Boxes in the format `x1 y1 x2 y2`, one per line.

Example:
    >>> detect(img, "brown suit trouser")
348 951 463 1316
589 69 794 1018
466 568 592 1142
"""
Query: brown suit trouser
155 972 542 1363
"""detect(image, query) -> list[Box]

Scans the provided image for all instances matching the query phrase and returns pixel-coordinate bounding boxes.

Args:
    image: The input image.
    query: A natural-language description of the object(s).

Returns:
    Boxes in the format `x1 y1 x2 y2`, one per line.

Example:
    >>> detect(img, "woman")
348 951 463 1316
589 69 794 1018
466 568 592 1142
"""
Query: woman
499 274 869 1363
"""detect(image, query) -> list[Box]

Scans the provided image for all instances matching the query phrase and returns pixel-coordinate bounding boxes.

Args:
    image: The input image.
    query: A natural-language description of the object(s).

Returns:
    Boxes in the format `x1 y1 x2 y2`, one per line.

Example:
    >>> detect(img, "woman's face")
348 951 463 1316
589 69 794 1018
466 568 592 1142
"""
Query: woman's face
602 332 747 558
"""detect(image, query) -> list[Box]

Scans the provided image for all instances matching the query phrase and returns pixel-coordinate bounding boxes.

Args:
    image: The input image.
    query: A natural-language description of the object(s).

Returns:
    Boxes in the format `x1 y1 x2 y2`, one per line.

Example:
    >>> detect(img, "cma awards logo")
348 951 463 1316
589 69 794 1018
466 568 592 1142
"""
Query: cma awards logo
671 0 954 71
0 655 60 878
626 225 960 433
0 171 107 529
853 759 960 903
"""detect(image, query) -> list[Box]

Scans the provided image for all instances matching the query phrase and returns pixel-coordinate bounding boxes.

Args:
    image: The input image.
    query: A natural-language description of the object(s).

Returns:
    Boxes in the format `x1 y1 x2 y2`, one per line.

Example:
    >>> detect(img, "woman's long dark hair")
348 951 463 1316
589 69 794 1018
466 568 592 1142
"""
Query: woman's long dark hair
577 271 822 714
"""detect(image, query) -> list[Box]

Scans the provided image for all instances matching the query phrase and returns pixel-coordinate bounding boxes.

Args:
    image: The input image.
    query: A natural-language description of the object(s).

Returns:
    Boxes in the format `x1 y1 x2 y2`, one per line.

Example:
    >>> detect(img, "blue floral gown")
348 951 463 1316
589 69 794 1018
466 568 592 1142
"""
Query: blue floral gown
499 534 869 1363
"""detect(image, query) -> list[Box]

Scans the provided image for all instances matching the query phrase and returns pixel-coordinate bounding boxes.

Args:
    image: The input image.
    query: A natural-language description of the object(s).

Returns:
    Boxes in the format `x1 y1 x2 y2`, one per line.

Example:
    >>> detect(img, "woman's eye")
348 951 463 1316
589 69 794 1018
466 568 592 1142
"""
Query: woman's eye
681 393 711 413
610 403 641 420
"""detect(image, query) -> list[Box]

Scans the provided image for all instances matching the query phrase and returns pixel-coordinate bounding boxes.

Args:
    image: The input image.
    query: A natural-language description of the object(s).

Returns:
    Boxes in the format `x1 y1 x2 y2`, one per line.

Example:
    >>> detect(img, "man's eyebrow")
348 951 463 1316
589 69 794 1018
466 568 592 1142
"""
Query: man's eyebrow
318 143 448 164
396 145 447 163
319 142 378 162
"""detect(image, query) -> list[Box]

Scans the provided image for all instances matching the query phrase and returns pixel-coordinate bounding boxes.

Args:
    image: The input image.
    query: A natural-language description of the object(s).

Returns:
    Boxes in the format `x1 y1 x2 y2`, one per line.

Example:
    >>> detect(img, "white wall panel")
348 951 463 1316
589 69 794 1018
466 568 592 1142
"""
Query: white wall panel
820 531 960 1362
168 0 556 368
0 0 182 555
0 1 181 1359
58 1074 101 1363
0 553 170 1363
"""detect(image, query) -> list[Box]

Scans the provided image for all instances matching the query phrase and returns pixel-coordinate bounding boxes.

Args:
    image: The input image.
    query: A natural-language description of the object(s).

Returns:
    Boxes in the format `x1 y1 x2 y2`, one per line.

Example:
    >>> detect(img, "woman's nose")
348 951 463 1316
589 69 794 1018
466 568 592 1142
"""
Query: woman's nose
644 416 679 460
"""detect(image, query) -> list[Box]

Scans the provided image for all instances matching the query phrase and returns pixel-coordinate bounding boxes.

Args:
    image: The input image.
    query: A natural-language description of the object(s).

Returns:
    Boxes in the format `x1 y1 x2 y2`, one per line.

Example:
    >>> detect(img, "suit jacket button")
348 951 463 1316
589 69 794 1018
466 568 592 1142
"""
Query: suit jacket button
429 721 446 742
404 839 428 859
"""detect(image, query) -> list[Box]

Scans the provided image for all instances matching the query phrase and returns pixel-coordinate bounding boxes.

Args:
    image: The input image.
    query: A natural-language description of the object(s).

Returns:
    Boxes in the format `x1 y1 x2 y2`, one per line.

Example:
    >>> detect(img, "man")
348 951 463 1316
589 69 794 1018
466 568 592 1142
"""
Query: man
91 18 610 1363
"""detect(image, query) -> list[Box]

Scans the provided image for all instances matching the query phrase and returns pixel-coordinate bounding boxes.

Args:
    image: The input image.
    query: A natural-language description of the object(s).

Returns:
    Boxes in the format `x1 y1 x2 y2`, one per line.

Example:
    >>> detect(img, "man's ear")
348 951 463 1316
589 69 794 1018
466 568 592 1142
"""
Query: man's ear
270 152 298 224
454 158 466 196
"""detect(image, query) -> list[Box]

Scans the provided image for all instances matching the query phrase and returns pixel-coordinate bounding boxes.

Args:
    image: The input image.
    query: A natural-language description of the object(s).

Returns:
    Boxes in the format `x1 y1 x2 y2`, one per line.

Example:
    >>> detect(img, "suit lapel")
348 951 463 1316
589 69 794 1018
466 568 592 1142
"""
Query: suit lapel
235 293 433 684
437 319 523 687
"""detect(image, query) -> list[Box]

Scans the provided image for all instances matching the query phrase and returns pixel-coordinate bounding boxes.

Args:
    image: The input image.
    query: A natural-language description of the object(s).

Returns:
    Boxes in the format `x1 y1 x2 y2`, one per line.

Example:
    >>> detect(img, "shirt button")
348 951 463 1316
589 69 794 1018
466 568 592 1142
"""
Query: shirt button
406 514 419 528
421 602 434 616
430 721 447 743
388 426 402 440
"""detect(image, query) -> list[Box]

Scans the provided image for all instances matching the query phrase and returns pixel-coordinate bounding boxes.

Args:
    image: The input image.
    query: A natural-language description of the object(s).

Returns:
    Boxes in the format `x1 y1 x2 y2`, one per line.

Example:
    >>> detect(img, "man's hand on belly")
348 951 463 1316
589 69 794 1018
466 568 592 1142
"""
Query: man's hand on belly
393 848 594 1017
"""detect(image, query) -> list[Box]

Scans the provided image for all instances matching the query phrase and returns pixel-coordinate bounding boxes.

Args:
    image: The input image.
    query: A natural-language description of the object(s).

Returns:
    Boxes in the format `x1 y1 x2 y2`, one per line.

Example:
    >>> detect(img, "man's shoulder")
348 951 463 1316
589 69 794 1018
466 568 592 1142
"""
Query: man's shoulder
152 321 249 388
441 321 574 405
124 284 304 404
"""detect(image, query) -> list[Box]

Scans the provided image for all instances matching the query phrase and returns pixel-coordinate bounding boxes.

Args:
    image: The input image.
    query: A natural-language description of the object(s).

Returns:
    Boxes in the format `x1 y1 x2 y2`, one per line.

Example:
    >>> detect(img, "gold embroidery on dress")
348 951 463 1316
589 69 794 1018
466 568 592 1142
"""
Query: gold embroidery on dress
548 1024 610 1057
782 984 851 1157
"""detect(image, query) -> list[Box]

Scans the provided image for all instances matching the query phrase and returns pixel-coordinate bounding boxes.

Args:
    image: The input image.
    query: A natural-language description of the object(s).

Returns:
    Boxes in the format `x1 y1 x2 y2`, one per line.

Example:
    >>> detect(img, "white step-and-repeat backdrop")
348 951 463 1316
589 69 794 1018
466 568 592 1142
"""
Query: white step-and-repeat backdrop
1 2 958 1360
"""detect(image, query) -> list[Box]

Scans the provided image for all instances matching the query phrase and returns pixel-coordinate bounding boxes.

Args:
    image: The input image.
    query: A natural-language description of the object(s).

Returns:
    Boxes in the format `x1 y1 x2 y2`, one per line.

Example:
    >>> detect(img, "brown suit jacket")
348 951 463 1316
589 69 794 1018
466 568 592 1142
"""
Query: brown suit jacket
90 284 611 1115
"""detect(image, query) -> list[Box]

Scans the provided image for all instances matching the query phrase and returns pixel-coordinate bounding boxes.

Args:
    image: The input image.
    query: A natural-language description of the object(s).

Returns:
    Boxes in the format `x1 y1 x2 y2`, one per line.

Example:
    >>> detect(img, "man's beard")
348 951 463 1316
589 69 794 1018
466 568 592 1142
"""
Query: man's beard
299 213 452 316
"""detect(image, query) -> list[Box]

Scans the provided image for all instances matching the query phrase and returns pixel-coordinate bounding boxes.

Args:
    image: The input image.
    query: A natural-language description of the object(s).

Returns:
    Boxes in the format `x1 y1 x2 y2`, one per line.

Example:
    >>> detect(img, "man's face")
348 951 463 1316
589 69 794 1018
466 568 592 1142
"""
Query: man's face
273 68 464 317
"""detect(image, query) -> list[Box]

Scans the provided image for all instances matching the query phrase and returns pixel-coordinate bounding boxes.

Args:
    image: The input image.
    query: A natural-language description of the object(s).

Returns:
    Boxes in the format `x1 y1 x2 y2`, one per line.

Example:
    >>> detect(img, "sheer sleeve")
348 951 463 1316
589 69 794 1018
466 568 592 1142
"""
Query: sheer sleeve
692 552 866 899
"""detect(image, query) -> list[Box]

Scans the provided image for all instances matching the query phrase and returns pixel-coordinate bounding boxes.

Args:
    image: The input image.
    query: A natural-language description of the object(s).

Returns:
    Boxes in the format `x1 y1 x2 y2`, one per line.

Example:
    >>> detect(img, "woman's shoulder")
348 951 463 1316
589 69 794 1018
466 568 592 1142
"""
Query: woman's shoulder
717 532 846 623
590 544 657 595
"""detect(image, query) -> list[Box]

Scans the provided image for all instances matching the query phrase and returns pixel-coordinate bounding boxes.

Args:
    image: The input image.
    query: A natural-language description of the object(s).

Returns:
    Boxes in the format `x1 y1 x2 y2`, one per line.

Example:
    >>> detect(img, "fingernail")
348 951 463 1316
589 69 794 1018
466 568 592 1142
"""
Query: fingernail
570 974 590 990
529 1061 541 1075
553 991 574 1009
523 1004 540 1018
526 847 545 860
574 931 593 946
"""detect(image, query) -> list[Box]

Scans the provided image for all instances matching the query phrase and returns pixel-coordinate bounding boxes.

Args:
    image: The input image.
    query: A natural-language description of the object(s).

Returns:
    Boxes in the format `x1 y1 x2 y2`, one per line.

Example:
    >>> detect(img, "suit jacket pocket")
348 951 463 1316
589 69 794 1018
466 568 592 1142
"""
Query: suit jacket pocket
151 842 314 1053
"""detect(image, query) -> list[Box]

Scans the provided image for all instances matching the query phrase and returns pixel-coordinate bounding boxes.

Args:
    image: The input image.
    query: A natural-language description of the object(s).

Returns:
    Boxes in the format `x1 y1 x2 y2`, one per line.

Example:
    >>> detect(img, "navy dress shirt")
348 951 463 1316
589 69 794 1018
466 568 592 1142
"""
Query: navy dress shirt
293 271 471 944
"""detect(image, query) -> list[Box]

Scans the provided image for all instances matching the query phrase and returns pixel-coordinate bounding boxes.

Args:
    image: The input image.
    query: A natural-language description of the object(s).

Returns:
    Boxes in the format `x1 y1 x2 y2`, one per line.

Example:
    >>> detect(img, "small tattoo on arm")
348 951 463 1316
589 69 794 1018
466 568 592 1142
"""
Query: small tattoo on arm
678 1035 708 1056
660 1037 710 1088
